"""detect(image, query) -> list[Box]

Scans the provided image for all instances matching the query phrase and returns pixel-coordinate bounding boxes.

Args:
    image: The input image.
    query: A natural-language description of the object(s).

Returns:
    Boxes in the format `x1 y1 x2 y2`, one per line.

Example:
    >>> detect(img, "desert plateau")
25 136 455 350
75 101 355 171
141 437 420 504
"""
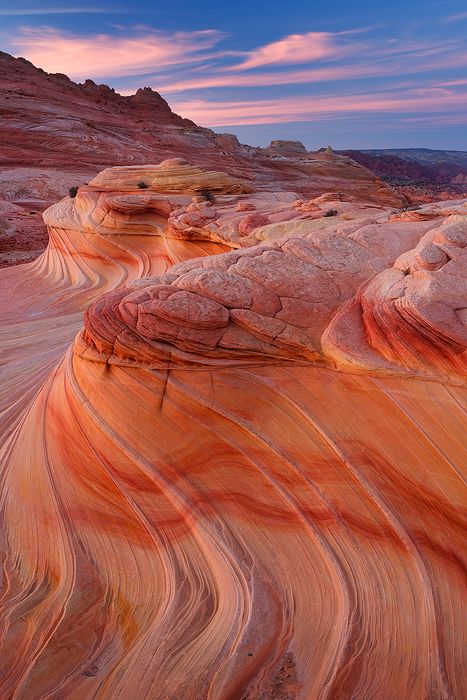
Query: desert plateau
0 2 466 699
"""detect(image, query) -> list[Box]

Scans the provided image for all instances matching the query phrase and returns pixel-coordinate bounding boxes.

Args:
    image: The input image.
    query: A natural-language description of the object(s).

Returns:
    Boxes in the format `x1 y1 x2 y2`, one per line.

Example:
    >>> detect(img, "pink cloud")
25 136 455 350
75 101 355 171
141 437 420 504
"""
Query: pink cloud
231 31 354 70
5 23 466 135
151 49 467 93
8 26 225 79
437 79 467 87
401 114 467 126
170 89 467 126
8 24 465 95
444 11 467 22
149 65 382 93
0 7 109 15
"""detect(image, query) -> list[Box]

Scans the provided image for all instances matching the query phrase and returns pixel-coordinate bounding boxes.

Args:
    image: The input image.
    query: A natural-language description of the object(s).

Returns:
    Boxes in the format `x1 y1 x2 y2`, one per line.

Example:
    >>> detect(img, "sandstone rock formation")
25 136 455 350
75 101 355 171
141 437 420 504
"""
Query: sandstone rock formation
0 161 465 699
1 51 405 265
0 161 240 444
0 50 400 203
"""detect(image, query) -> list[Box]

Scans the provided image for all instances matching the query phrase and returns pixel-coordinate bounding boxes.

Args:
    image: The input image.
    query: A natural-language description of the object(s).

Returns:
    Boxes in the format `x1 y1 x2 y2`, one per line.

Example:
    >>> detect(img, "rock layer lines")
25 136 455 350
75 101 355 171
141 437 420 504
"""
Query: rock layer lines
0 163 466 699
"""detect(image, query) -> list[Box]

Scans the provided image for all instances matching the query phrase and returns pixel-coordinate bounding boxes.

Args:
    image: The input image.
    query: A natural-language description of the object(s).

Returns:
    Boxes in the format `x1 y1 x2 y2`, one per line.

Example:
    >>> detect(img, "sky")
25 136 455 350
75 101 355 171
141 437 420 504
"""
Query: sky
1 0 466 150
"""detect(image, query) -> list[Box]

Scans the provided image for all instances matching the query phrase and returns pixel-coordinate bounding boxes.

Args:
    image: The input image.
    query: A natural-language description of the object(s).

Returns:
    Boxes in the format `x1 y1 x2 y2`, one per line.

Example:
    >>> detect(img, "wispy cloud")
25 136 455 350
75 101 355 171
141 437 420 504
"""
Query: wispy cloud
152 46 466 93
401 113 467 126
7 27 226 79
443 11 467 23
7 24 465 91
437 79 467 87
3 21 466 137
0 7 111 15
231 32 351 70
170 88 467 126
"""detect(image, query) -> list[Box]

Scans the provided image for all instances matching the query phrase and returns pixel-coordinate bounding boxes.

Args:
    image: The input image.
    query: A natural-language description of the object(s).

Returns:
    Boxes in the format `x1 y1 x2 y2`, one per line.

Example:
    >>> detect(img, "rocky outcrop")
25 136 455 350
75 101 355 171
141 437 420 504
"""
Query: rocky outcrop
0 161 465 699
266 139 308 156
87 159 252 196
323 215 467 382
0 160 396 440
80 213 438 369
41 159 394 252
1 51 407 265
0 50 402 203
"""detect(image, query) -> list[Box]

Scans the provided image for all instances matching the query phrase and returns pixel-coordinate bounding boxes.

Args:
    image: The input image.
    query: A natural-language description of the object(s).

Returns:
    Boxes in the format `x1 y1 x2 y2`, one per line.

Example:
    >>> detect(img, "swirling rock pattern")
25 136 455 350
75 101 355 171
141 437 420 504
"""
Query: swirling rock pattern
0 162 466 699
0 162 238 444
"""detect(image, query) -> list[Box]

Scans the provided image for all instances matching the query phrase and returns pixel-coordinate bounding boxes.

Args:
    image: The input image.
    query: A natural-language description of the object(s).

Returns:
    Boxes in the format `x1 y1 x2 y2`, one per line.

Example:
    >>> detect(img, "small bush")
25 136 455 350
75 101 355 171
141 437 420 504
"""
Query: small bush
137 181 149 189
396 204 421 213
199 187 216 203
69 186 79 198
324 209 338 217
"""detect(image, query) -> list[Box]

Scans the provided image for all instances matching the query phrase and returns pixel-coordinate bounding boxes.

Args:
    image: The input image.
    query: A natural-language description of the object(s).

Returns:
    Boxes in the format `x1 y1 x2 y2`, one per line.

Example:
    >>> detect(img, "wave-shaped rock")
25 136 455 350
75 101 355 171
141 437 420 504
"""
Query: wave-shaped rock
0 163 466 698
0 161 240 442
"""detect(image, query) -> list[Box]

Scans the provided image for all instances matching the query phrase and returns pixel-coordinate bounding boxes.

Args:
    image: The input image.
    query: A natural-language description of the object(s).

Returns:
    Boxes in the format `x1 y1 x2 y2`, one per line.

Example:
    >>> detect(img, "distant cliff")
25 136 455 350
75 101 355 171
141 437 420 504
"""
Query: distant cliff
341 148 467 202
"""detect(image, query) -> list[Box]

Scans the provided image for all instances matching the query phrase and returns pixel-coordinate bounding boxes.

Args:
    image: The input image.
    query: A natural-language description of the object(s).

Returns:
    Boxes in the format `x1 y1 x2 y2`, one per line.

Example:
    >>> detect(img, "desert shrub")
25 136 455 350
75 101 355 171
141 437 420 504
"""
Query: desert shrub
324 209 338 217
396 204 421 213
69 186 79 198
199 187 216 203
137 181 149 189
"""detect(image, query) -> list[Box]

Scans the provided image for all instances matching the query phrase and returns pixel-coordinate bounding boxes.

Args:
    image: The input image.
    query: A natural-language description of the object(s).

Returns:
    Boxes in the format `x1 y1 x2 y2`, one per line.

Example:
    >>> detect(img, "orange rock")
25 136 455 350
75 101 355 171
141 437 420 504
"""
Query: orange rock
0 163 465 699
1 50 409 265
389 209 441 222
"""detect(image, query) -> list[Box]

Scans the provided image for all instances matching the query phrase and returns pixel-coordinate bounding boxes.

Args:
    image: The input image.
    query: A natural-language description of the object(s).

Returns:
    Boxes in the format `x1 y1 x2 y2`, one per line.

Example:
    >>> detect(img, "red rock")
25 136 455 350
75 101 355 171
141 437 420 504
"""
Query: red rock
0 160 465 699
389 209 441 222
312 191 357 204
0 51 408 264
236 201 256 211
238 212 270 235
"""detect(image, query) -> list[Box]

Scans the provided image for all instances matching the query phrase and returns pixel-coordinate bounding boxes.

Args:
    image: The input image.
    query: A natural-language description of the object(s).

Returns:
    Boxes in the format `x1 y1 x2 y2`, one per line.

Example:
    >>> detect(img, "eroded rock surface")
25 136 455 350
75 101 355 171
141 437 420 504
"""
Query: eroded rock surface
1 50 406 264
0 161 465 699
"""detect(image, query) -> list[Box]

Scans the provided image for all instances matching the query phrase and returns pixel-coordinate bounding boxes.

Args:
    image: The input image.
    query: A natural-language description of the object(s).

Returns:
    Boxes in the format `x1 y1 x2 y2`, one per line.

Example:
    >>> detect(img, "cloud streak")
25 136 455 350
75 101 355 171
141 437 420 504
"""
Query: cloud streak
7 27 226 80
170 88 467 126
0 7 111 15
5 26 372 83
12 24 464 98
230 31 355 70
443 11 467 23
153 48 466 93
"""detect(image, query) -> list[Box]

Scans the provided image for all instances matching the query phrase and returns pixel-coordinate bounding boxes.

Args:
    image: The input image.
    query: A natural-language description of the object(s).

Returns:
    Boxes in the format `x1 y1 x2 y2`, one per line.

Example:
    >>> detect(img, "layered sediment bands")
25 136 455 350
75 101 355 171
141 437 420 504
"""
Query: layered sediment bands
0 173 466 698
1 343 466 698
1 48 408 270
0 162 240 442
0 51 405 206
87 160 252 195
70 160 398 250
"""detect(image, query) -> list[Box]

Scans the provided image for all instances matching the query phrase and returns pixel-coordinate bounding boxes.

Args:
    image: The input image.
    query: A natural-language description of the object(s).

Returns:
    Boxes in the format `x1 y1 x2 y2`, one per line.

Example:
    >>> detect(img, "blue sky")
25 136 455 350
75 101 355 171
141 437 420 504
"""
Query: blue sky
1 0 466 149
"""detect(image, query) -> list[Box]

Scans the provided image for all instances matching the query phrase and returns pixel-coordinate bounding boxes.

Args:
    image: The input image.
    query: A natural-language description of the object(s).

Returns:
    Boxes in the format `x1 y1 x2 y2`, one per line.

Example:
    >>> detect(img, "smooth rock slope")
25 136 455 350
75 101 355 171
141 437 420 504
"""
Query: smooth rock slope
0 162 466 699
